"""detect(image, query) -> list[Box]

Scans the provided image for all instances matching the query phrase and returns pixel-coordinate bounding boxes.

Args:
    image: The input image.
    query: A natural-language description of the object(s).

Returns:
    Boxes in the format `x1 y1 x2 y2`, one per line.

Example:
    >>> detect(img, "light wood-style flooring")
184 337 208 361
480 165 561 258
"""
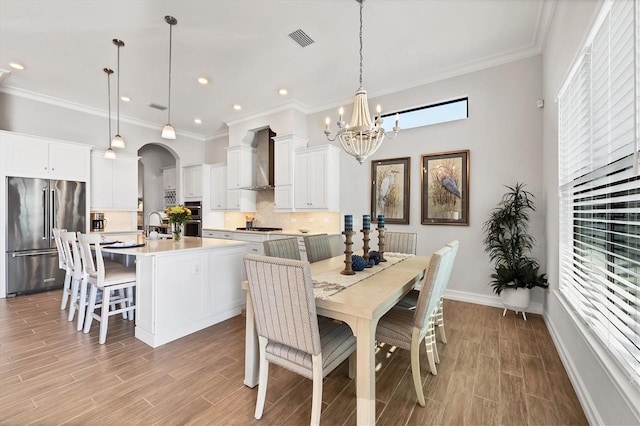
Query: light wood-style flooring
0 291 587 425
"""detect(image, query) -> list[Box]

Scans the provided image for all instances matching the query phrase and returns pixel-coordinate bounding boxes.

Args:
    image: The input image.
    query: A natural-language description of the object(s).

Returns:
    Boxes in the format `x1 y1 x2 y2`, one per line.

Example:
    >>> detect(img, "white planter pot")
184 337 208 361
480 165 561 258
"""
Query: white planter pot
500 287 531 317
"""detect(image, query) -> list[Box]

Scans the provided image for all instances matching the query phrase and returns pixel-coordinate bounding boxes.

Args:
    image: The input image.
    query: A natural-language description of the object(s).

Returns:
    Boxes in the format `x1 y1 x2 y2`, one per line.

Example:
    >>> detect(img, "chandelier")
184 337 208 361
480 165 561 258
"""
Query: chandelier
324 0 399 164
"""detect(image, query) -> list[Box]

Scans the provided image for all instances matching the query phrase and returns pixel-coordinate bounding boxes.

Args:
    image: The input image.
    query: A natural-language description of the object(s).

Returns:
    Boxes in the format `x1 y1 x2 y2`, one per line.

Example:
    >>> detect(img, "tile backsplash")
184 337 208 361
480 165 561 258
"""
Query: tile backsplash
93 211 137 232
223 190 340 233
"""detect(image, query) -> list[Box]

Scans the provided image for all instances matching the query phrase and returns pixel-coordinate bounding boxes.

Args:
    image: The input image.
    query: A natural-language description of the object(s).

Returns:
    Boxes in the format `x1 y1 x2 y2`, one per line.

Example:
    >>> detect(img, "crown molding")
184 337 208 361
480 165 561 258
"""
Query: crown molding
224 100 309 128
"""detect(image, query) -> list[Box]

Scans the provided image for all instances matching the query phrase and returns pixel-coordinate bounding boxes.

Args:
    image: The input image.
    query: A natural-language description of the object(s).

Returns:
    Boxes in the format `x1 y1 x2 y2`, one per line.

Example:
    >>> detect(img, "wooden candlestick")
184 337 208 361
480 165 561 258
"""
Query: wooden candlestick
377 227 387 262
341 231 355 275
362 229 370 261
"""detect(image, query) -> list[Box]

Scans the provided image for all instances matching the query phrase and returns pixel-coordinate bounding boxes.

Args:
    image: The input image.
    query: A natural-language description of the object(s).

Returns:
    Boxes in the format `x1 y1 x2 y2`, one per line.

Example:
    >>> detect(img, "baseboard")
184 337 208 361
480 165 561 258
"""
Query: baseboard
443 288 544 314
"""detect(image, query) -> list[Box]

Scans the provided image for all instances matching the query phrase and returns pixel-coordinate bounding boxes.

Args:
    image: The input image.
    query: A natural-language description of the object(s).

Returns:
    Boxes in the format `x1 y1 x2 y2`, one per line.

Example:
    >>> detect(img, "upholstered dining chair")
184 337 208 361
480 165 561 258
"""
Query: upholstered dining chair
77 232 136 344
52 228 72 310
384 231 417 255
375 243 456 407
398 240 459 345
263 237 301 260
303 234 332 263
244 254 357 425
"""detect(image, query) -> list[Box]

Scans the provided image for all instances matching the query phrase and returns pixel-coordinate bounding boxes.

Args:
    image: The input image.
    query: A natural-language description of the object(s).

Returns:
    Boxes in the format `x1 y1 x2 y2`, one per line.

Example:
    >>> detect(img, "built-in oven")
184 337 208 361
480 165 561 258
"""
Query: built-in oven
184 201 202 237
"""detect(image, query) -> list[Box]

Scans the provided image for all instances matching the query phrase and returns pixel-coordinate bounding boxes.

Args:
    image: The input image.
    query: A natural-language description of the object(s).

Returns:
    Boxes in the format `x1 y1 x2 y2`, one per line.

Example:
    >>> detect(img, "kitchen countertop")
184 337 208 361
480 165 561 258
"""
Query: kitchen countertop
101 235 246 256
203 228 328 237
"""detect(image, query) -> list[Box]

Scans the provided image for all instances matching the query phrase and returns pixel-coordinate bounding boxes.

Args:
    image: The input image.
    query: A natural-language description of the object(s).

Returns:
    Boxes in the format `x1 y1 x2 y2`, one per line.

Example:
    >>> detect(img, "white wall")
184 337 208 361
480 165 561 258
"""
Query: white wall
542 0 640 424
308 55 546 310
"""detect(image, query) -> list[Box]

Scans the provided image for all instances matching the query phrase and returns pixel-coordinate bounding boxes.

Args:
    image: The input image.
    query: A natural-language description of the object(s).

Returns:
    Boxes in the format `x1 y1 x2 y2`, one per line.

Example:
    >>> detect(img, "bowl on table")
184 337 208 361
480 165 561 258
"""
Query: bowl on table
299 228 311 234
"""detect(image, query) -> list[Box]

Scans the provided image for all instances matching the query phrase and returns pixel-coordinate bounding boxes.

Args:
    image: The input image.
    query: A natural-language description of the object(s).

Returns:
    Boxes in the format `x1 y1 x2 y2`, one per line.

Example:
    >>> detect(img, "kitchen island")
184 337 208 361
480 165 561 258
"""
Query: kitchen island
103 236 247 347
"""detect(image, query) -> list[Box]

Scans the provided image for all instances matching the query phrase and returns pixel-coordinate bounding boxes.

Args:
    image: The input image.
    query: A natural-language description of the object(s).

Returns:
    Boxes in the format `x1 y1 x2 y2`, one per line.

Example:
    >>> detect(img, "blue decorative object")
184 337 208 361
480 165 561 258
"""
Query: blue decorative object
369 251 381 265
351 255 368 271
344 214 353 231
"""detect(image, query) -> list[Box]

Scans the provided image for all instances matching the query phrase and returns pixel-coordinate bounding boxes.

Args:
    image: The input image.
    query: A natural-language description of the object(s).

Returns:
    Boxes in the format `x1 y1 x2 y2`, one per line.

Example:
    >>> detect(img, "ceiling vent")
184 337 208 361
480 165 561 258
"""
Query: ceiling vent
288 29 314 47
148 102 167 111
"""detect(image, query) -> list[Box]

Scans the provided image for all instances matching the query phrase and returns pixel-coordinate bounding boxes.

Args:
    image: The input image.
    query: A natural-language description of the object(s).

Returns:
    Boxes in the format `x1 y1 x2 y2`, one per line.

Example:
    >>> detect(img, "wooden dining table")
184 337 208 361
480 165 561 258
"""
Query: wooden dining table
243 254 431 425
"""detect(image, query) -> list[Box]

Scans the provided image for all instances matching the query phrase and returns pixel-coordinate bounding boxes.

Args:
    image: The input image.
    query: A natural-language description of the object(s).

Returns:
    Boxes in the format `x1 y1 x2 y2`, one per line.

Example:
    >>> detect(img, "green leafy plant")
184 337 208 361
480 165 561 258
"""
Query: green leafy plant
482 183 548 294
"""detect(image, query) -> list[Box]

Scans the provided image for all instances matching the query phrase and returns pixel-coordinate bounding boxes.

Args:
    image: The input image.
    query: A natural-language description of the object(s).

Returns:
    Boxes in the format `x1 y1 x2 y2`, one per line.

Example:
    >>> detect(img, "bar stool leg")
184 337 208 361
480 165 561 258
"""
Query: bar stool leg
99 288 111 344
84 285 98 333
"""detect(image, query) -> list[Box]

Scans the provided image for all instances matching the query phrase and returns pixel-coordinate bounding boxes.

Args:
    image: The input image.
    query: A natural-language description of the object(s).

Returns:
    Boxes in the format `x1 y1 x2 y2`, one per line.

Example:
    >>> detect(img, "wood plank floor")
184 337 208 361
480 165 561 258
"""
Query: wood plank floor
0 291 588 425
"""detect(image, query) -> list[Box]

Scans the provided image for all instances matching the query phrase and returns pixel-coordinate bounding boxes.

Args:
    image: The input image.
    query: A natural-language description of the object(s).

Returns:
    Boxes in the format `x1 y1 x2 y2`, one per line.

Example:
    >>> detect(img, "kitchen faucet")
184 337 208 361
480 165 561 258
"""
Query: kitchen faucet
146 211 164 236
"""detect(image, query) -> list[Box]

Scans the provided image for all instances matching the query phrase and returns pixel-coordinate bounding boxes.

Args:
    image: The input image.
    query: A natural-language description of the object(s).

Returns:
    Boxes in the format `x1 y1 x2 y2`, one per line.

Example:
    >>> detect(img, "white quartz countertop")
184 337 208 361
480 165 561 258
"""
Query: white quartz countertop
203 228 328 237
101 235 247 256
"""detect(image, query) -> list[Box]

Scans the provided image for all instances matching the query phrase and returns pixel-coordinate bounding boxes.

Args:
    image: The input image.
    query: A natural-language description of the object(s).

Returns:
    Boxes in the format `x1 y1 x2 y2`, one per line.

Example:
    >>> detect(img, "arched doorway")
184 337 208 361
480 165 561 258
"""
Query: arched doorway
137 143 178 230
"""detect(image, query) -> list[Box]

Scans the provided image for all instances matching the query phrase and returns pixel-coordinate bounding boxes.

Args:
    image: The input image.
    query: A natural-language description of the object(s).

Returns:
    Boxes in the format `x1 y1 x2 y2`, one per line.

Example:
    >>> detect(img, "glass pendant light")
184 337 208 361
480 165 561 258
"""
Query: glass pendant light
111 39 125 149
162 16 177 139
104 67 116 160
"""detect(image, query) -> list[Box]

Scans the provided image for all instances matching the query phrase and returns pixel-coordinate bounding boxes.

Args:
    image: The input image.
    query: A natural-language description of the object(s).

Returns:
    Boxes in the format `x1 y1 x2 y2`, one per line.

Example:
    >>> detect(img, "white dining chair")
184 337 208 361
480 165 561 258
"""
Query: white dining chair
375 243 457 407
384 231 417 255
78 232 136 344
263 237 301 260
244 254 356 425
53 228 72 310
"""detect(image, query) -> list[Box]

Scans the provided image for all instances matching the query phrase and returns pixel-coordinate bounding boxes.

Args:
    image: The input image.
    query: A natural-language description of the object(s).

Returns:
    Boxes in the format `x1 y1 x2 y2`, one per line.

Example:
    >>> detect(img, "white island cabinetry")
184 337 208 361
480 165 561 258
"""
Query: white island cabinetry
104 237 247 348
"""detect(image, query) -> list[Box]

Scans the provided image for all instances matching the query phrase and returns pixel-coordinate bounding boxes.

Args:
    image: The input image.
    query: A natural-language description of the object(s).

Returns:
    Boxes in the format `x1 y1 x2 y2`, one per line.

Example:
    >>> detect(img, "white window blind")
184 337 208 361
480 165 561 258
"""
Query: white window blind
558 0 640 385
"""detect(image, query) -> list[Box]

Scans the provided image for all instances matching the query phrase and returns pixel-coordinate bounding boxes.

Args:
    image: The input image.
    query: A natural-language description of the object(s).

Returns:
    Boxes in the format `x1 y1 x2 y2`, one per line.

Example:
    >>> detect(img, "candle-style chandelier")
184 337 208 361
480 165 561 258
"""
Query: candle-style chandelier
324 0 399 164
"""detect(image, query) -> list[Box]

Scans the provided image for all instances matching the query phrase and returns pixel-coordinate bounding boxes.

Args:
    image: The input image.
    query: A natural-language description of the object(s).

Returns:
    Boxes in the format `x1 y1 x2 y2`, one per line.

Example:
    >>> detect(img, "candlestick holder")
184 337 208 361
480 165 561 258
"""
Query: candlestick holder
362 229 370 261
341 231 356 275
377 227 387 262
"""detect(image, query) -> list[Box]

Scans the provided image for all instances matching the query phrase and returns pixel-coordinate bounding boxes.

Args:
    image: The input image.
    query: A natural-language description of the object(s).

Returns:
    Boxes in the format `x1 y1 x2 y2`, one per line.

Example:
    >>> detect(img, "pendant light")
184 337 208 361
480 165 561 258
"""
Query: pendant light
104 68 116 159
161 15 177 140
111 39 125 149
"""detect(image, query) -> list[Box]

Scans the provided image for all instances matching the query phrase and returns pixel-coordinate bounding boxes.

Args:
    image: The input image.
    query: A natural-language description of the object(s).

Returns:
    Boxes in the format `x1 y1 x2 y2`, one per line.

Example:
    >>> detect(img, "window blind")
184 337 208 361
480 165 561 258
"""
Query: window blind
558 0 640 385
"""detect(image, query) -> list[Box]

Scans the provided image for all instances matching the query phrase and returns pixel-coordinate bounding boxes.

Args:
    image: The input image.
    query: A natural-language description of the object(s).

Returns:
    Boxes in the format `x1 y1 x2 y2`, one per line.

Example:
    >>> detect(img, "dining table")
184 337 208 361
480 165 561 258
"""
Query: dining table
243 253 431 425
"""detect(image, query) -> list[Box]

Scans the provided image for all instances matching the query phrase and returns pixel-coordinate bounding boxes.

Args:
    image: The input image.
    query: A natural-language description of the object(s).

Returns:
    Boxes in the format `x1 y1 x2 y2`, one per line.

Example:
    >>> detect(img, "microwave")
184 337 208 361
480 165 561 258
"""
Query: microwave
184 201 202 220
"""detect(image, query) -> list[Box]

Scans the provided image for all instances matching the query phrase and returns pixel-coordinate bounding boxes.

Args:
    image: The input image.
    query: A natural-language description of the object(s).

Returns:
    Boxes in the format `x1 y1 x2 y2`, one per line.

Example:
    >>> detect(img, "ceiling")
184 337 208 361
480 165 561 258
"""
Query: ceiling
0 0 554 140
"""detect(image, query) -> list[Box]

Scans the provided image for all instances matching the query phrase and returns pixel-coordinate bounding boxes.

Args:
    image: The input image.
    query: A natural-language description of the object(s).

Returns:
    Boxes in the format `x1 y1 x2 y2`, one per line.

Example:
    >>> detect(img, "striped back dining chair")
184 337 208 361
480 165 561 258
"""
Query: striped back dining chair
244 254 356 425
384 231 417 255
303 234 332 263
263 237 301 260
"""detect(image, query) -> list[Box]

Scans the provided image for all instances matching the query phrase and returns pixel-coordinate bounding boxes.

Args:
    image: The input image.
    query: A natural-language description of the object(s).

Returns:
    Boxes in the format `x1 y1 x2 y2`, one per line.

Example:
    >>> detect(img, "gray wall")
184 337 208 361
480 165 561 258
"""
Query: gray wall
308 54 546 311
542 0 639 424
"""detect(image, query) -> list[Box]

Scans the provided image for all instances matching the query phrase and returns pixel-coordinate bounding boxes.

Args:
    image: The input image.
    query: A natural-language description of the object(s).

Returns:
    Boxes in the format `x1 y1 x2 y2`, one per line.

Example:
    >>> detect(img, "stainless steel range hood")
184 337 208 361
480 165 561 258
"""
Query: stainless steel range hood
253 128 275 190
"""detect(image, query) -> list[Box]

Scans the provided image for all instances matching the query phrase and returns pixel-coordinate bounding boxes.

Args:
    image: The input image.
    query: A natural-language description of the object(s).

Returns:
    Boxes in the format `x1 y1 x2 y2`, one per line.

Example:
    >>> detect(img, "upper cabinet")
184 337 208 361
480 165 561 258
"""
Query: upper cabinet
163 167 176 190
210 163 228 210
1 131 90 181
273 135 307 211
183 165 204 199
226 145 255 189
294 145 340 211
90 151 139 211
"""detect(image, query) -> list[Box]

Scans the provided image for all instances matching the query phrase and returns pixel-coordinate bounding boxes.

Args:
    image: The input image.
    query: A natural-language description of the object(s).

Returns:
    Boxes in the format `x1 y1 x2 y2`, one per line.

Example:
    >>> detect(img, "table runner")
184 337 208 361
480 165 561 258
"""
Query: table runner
313 253 414 299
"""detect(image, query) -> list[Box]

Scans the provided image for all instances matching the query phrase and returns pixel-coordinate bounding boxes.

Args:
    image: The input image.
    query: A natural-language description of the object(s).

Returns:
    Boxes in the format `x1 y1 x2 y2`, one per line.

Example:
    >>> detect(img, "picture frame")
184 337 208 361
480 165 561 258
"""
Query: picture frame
421 150 469 225
371 157 410 225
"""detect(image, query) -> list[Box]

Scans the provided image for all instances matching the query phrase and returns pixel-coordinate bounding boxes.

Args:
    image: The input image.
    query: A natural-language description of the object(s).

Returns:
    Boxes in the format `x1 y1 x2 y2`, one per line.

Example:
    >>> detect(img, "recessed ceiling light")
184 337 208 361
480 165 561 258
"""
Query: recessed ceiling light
121 96 131 102
233 104 242 111
194 118 202 124
198 77 208 85
278 88 288 96
9 62 25 70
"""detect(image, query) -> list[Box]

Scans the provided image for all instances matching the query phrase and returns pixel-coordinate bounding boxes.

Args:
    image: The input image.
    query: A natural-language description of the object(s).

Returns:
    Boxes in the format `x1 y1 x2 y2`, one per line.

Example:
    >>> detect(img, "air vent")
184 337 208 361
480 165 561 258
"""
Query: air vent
148 103 167 111
288 29 314 47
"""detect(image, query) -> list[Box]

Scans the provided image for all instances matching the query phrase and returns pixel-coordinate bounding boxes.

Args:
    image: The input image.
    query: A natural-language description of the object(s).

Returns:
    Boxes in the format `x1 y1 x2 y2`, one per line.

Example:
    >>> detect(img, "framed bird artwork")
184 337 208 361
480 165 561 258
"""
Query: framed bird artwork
371 157 410 225
421 150 469 225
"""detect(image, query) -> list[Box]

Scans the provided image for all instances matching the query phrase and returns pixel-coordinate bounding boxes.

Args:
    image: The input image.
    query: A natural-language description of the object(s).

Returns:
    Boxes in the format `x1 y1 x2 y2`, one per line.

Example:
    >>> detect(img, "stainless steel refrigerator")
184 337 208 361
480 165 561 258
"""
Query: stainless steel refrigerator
6 177 86 296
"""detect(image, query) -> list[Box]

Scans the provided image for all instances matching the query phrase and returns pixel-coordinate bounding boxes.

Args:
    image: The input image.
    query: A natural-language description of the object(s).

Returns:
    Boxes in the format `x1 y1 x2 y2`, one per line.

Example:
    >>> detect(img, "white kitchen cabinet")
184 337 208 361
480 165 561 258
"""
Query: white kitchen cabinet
183 165 203 199
210 163 227 210
90 151 138 211
1 131 90 181
273 135 307 211
163 167 176 190
227 189 256 212
202 230 234 239
294 144 340 211
226 145 255 189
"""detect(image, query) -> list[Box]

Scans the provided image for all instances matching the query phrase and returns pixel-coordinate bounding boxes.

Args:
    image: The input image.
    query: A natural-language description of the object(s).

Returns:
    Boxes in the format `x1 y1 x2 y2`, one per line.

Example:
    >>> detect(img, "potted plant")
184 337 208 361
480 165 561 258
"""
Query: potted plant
482 183 548 319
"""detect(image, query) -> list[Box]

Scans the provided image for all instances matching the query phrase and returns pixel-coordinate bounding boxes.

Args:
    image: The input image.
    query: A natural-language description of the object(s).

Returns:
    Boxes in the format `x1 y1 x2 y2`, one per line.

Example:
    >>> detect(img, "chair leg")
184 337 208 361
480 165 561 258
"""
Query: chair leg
99 288 111 344
77 278 89 331
127 287 135 321
83 285 98 333
117 288 128 319
67 277 80 322
410 340 426 407
254 336 269 420
311 354 323 426
436 298 447 343
425 319 438 376
60 272 72 310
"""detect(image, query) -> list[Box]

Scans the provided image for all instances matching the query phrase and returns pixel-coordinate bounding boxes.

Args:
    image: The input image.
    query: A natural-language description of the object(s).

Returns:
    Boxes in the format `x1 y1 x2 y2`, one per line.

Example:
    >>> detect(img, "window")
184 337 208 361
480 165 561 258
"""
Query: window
380 97 468 132
557 0 639 385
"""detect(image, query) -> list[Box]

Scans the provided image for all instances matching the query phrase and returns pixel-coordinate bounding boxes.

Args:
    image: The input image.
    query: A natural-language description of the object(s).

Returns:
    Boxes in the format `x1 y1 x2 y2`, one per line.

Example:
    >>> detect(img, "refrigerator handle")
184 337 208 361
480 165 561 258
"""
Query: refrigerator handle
42 187 48 240
50 187 56 241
